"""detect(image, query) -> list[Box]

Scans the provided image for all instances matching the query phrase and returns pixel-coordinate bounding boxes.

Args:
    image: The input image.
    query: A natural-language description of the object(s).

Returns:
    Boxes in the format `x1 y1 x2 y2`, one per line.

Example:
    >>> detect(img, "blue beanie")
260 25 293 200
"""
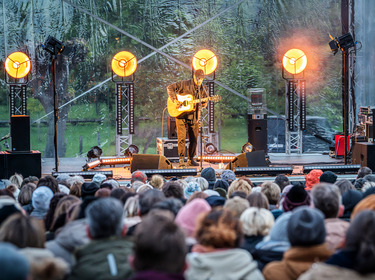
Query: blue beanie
32 186 54 211
184 182 201 199
0 243 29 280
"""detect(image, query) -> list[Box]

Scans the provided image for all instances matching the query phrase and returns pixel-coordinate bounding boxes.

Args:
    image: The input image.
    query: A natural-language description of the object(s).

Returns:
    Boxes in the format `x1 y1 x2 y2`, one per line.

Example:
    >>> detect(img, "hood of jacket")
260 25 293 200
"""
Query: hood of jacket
185 248 263 280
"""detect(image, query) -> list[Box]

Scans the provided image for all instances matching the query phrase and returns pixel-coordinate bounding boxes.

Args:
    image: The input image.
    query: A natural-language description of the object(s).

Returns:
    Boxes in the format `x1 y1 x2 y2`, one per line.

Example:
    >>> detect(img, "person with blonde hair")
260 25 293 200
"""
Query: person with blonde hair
260 181 281 210
9 173 23 189
185 209 264 280
240 207 274 255
149 174 164 190
227 179 252 198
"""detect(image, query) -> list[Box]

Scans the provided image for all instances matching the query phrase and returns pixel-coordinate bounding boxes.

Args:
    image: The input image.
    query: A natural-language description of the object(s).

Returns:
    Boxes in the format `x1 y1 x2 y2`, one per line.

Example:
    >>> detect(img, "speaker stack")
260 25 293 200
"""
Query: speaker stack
0 115 41 179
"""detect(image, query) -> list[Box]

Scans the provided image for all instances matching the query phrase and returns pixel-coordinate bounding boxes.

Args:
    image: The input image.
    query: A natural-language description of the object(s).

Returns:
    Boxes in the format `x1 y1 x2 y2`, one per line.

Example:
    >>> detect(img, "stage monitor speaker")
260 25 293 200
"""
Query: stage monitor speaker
130 154 173 173
0 151 41 179
352 142 375 172
11 115 30 152
247 114 267 153
226 150 268 171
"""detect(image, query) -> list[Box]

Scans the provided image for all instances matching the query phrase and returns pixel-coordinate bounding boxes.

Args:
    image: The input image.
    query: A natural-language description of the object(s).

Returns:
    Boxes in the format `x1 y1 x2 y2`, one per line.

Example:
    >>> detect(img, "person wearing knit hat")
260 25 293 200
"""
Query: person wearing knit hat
253 212 292 270
282 185 311 212
0 243 30 280
184 182 201 199
200 167 216 189
205 195 226 208
213 179 229 191
221 170 236 185
131 170 147 184
92 173 107 185
341 189 363 221
175 198 211 248
30 186 54 220
214 187 227 198
81 182 100 199
263 207 332 280
320 171 338 184
305 169 323 191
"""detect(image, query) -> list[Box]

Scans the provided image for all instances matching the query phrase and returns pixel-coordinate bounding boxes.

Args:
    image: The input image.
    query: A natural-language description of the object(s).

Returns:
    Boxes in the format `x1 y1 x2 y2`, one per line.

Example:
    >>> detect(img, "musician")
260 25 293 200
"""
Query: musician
167 69 207 168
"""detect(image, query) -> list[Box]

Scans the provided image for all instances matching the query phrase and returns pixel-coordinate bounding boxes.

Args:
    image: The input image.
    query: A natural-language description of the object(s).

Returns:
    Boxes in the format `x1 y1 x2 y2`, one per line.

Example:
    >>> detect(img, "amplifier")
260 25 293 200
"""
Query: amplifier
156 137 189 161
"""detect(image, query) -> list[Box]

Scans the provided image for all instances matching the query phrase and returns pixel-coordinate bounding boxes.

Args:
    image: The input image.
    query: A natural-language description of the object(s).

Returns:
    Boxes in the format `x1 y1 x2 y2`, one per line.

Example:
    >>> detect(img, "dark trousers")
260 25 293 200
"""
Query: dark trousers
176 115 198 160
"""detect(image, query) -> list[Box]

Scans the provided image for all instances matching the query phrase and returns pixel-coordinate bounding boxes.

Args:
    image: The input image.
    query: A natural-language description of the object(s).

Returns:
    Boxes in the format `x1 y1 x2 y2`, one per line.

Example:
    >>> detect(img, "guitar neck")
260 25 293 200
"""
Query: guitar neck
191 96 212 104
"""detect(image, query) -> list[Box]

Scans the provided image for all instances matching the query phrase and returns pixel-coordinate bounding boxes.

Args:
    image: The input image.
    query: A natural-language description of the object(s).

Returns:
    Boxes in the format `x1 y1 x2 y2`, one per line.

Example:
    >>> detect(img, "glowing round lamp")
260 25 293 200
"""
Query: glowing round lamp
5 52 31 79
192 49 218 75
111 51 137 77
282 49 307 74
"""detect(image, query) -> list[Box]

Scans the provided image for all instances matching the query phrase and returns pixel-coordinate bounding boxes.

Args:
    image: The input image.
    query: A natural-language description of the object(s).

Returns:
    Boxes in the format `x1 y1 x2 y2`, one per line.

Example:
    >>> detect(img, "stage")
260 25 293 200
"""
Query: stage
43 152 357 184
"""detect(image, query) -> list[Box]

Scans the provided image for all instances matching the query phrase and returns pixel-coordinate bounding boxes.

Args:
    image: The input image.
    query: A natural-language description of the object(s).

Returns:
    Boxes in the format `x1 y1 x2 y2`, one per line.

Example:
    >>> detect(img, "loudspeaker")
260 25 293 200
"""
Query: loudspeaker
130 154 173 173
168 116 178 139
247 114 267 153
11 115 30 152
352 142 375 172
226 150 268 170
0 151 41 179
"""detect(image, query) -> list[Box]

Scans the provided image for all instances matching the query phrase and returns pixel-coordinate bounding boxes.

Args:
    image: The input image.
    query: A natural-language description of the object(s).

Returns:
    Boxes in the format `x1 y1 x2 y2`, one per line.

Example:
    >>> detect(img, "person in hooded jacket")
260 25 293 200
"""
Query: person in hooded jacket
185 208 264 280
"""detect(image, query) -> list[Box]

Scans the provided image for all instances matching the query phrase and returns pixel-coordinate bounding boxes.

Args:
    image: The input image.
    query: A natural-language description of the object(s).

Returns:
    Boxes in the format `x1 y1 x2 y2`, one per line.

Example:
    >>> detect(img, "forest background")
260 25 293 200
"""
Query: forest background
0 0 343 157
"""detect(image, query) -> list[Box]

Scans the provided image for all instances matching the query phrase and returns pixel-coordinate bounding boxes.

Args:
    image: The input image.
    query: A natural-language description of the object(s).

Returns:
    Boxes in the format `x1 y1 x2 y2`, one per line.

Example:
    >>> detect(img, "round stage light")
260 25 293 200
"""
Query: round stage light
204 143 218 155
111 51 137 77
5 52 31 79
282 48 307 74
192 49 218 75
124 144 139 157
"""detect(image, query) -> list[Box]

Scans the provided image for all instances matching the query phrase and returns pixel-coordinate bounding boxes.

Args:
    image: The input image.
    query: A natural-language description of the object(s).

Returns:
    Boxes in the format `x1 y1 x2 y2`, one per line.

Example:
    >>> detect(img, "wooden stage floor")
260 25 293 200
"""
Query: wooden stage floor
42 153 351 183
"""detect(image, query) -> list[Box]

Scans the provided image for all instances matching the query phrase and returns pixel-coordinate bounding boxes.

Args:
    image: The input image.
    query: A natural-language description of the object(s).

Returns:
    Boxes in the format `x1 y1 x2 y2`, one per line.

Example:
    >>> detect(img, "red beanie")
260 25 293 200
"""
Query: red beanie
305 169 323 190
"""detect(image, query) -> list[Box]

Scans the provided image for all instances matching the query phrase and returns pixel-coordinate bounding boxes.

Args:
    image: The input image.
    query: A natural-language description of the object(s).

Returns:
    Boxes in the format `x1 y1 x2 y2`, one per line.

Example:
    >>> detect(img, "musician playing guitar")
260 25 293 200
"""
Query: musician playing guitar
167 69 207 168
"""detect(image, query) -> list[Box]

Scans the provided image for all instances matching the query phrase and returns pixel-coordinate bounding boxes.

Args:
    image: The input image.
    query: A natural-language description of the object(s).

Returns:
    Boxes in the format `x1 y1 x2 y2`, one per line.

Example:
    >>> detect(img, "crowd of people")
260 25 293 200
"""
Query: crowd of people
1 165 375 280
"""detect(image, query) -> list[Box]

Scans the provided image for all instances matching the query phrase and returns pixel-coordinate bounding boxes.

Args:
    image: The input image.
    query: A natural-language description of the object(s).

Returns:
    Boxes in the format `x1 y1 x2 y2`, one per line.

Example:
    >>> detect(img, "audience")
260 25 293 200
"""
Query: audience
185 209 264 280
130 213 187 280
69 198 133 280
0 164 371 279
263 207 332 280
240 207 274 255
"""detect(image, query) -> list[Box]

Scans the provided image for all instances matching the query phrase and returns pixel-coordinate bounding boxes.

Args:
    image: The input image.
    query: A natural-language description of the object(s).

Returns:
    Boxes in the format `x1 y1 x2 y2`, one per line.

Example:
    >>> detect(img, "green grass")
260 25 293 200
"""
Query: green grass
220 117 248 154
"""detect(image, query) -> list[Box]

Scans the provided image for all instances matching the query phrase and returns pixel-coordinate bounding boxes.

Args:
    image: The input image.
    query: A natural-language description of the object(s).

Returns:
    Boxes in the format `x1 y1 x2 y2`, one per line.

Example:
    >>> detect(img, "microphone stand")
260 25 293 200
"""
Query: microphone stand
198 84 204 171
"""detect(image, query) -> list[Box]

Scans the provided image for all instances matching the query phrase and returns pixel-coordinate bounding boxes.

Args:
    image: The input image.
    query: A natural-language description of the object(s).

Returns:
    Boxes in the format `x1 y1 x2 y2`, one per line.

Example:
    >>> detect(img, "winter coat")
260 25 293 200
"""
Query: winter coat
253 239 290 271
46 219 90 267
324 218 350 251
241 235 264 256
263 244 333 280
298 263 375 280
185 248 264 280
69 237 133 280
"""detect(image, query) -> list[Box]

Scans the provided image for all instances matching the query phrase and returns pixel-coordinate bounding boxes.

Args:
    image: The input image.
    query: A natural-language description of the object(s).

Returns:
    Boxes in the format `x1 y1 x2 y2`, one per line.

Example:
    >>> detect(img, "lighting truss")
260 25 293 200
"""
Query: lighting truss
9 84 27 117
116 82 134 156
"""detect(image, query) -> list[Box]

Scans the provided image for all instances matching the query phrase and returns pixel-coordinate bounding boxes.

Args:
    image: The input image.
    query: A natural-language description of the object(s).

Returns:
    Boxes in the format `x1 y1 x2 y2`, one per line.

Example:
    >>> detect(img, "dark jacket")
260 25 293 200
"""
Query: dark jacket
241 235 264 256
129 271 185 280
69 237 133 280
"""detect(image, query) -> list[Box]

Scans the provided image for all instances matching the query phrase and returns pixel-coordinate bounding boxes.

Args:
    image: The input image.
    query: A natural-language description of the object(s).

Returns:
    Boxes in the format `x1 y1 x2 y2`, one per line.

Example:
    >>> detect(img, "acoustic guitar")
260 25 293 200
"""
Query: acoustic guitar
167 94 221 118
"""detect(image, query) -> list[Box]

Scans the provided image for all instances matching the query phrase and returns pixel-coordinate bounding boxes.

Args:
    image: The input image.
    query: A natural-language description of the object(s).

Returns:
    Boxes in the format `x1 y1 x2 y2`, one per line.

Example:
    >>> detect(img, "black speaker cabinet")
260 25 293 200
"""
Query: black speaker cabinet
0 151 41 179
226 151 268 171
168 116 178 139
352 142 375 172
247 114 267 153
11 115 30 152
130 154 173 173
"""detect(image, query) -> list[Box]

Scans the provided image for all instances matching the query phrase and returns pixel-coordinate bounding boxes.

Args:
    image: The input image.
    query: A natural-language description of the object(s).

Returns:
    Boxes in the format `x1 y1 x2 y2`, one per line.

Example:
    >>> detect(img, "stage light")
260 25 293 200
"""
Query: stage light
124 144 139 157
5 52 31 79
241 142 254 153
192 49 218 75
52 171 112 179
197 156 236 163
87 146 103 159
42 36 65 55
204 143 217 155
329 33 355 55
283 49 307 74
235 167 293 176
111 51 137 77
141 168 197 178
303 164 360 174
